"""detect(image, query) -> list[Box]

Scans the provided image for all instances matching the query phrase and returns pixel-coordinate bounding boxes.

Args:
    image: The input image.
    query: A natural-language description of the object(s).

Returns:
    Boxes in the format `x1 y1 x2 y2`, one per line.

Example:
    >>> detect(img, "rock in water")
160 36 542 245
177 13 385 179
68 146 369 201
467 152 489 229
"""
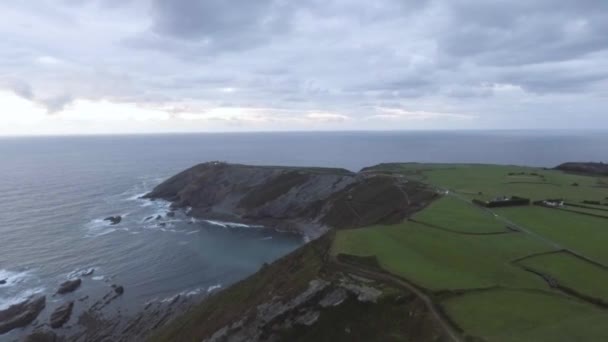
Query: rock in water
111 284 125 295
0 279 6 285
0 295 46 334
166 211 176 218
104 216 122 225
57 279 82 294
24 330 58 342
50 301 74 329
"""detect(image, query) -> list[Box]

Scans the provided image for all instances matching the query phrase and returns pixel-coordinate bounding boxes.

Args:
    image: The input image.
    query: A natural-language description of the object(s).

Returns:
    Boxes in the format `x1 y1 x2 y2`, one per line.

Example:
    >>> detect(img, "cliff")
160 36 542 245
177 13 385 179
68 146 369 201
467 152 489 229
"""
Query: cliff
145 162 436 238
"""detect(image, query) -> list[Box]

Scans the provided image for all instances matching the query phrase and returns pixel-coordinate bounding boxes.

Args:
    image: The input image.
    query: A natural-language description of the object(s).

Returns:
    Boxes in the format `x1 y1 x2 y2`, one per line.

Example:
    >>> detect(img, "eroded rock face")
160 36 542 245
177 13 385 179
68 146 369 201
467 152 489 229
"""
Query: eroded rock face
0 295 46 334
204 277 386 342
57 279 82 295
50 301 74 328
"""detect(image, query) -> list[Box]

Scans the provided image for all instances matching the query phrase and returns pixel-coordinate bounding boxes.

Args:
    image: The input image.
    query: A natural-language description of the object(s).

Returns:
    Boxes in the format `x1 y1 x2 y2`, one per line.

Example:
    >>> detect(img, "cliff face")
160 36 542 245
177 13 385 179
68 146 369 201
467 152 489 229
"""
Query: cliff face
145 162 437 238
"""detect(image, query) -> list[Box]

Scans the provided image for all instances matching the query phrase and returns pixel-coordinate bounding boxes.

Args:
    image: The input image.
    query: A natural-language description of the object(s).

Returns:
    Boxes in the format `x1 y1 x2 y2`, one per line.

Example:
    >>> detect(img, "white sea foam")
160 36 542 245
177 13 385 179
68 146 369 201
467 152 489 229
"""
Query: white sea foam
204 220 264 229
0 269 31 286
67 267 96 279
207 284 222 293
156 283 222 304
260 236 273 241
0 286 46 310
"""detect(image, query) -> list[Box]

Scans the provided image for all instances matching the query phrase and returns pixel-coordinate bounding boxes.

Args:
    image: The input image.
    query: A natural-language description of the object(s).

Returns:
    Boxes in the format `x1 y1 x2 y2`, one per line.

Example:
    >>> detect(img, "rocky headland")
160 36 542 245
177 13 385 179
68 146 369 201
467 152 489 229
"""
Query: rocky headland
144 162 436 239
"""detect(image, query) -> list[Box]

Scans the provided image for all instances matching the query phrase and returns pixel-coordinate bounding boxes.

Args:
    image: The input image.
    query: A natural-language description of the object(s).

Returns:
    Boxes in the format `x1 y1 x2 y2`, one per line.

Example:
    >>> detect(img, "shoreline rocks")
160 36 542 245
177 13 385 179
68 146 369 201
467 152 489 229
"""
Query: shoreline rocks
104 216 122 225
0 295 46 334
112 285 124 295
24 330 58 342
57 279 82 295
50 301 74 329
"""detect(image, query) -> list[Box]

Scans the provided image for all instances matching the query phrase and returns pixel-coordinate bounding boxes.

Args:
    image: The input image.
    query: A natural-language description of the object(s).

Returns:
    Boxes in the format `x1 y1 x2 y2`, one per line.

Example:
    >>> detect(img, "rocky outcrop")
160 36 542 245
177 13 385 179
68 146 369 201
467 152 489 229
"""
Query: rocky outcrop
112 284 124 295
50 301 74 328
145 162 436 238
0 279 6 285
104 216 122 225
57 279 82 295
555 162 608 176
0 295 46 334
24 330 58 342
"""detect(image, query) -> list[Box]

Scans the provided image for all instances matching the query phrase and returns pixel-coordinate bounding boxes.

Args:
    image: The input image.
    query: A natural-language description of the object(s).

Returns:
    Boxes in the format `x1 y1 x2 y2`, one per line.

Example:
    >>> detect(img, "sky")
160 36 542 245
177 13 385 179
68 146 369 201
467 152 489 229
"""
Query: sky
1 0 607 135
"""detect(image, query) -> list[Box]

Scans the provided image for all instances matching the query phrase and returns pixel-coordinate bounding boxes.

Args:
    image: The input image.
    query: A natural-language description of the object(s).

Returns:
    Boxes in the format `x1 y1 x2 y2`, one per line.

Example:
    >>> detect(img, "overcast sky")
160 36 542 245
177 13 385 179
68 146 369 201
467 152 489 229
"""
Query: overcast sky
1 0 607 135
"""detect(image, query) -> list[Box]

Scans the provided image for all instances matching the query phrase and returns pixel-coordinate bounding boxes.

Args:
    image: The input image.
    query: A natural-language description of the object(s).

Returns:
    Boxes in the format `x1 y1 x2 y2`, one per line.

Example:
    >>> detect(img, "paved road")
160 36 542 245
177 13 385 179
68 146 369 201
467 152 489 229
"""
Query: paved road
333 258 462 342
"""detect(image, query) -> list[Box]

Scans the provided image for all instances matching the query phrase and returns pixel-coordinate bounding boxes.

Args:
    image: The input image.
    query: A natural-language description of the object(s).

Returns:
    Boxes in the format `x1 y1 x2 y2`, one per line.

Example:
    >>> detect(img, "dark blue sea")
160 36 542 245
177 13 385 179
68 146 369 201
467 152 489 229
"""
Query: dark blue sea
0 130 606 338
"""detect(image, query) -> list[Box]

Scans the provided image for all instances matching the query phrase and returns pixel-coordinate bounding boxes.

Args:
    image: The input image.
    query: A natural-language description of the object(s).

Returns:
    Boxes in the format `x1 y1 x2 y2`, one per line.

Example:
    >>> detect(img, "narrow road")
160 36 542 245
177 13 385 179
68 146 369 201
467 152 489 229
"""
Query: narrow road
332 258 462 342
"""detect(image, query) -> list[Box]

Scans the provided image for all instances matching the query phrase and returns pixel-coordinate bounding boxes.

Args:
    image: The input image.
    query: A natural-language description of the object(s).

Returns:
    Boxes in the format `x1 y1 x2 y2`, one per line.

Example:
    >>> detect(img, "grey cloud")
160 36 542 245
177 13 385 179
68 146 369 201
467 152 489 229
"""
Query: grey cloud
149 0 295 51
39 94 74 113
1 0 608 131
439 0 608 66
10 81 35 100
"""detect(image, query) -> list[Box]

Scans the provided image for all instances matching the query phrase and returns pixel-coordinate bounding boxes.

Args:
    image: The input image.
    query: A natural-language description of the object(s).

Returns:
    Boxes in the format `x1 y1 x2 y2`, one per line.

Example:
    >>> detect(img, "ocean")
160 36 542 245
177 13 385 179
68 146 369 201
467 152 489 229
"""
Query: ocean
0 130 606 338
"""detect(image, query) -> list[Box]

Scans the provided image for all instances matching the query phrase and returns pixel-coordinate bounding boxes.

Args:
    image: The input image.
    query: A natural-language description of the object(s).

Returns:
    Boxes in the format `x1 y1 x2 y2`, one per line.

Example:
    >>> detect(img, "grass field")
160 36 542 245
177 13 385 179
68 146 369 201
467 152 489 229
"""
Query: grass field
443 289 608 342
519 252 608 303
333 221 550 291
365 163 608 203
337 163 608 341
497 206 608 266
412 196 507 233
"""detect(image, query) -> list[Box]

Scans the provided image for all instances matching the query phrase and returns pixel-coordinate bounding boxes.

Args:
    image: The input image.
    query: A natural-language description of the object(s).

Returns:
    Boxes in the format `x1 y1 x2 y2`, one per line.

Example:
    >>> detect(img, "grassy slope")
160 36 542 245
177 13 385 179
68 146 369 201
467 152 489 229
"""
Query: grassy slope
367 163 608 203
342 163 608 341
333 222 549 291
412 196 507 233
520 252 608 303
497 206 608 265
443 289 608 342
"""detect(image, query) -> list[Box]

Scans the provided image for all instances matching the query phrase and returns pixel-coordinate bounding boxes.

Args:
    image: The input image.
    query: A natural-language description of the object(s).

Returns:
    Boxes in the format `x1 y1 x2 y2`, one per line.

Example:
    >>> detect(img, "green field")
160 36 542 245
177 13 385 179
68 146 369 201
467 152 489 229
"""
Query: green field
444 289 608 342
412 195 507 233
333 221 550 291
337 163 608 341
519 252 608 303
497 206 608 266
366 163 608 203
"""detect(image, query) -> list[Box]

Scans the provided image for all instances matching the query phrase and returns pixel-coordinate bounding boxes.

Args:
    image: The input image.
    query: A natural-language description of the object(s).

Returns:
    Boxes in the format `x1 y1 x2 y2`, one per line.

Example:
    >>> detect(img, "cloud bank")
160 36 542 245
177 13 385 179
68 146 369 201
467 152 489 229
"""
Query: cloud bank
1 0 607 134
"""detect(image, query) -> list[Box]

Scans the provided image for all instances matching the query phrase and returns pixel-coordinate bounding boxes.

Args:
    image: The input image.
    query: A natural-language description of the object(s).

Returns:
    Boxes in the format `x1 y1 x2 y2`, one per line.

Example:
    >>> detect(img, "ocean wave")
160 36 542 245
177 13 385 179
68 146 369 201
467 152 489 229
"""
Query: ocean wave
85 219 117 237
156 284 222 304
203 220 264 229
67 267 96 279
207 284 222 293
0 269 31 287
0 286 46 311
